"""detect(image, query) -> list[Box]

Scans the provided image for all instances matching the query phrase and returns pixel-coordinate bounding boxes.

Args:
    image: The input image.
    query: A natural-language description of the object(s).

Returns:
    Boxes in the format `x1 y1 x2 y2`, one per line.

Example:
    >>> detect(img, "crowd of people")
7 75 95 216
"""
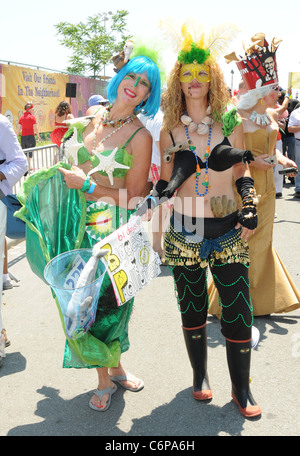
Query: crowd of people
1 22 300 422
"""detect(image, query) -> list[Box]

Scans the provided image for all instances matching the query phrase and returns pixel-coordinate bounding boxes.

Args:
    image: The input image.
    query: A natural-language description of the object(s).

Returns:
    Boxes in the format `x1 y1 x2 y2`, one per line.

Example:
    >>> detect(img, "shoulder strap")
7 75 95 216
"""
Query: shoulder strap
94 106 105 115
123 127 145 148
169 131 176 146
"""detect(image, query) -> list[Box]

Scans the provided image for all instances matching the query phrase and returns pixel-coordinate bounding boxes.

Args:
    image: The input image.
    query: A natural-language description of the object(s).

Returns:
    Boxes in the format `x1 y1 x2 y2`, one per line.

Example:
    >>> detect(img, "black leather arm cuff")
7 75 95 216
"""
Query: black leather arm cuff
235 176 258 230
235 176 255 199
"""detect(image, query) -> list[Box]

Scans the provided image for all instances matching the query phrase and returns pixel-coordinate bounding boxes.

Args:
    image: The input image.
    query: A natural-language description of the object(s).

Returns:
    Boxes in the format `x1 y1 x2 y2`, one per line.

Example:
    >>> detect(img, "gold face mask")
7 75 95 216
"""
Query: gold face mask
179 63 211 83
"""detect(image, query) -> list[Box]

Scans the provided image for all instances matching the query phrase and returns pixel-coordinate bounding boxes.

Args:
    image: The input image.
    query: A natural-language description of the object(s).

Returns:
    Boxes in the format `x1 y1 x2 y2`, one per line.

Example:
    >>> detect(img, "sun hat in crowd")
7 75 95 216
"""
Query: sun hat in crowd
88 95 109 107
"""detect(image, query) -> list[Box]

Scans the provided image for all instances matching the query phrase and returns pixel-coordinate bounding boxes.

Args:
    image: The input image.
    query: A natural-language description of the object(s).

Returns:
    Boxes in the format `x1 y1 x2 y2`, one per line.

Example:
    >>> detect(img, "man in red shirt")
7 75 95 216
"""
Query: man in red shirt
17 102 40 168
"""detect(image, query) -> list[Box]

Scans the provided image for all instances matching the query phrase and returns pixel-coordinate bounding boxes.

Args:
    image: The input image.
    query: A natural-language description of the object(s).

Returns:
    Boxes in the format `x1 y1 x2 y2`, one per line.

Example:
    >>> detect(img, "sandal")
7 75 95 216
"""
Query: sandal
89 383 117 412
109 372 144 392
1 329 10 348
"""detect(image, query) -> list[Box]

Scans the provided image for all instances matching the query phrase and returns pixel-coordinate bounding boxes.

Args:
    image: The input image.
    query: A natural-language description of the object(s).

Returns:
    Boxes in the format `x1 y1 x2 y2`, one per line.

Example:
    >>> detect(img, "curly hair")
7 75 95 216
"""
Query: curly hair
161 58 230 132
55 101 72 117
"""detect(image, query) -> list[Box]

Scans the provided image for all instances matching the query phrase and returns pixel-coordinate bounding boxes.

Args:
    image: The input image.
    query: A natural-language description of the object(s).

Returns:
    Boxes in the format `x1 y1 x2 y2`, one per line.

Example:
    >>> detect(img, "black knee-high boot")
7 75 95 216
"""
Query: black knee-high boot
182 324 213 400
226 339 261 417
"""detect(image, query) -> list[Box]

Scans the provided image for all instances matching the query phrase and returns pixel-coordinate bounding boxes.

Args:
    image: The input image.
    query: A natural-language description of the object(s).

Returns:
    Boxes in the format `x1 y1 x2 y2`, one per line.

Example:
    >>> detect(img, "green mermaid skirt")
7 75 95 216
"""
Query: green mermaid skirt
63 200 135 369
15 166 135 369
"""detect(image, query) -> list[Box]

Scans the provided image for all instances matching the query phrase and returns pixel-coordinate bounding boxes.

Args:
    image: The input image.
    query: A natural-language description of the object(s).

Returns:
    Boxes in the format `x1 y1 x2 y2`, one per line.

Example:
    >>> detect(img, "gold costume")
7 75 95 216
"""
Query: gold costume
208 128 300 316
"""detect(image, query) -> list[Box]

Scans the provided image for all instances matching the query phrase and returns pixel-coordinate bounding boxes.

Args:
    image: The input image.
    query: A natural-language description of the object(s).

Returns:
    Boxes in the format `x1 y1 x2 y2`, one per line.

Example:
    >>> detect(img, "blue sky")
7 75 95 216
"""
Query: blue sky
1 0 299 90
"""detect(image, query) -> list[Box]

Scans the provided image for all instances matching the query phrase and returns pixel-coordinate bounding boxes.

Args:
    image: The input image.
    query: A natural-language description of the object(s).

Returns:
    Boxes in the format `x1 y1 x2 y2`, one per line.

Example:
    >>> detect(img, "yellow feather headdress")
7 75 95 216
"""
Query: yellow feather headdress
159 18 239 63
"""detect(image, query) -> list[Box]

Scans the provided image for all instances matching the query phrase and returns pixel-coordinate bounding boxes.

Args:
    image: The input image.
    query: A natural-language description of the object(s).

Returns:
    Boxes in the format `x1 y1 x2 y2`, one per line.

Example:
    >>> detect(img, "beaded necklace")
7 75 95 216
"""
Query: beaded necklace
101 104 136 128
92 105 136 154
184 123 212 197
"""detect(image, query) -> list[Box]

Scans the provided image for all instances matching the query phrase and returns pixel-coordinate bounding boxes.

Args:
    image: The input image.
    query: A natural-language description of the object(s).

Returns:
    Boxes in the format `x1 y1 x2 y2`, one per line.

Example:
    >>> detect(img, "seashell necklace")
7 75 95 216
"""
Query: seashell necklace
181 106 214 135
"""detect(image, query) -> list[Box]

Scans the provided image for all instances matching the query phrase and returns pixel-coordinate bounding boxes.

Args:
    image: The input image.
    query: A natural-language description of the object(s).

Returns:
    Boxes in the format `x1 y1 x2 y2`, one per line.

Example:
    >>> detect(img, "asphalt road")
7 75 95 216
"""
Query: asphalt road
0 182 299 438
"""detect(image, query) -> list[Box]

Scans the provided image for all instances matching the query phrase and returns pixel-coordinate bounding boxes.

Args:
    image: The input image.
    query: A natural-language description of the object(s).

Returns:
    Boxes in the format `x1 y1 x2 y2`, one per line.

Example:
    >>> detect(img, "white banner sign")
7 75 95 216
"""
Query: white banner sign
98 216 161 306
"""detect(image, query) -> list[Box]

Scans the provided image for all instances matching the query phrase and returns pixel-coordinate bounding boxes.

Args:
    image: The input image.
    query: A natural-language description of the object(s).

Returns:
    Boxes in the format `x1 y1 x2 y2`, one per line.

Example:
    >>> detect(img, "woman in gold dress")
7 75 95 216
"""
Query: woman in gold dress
209 33 300 317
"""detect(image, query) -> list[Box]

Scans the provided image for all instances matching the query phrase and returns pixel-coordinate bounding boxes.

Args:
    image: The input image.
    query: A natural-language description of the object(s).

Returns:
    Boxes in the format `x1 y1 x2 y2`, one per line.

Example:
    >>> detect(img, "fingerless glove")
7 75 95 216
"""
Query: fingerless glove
235 176 258 230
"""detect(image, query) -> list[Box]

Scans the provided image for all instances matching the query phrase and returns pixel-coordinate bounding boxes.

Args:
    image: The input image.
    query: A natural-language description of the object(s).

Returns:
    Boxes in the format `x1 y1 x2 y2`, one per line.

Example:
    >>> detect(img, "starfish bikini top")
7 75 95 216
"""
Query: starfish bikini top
66 121 144 179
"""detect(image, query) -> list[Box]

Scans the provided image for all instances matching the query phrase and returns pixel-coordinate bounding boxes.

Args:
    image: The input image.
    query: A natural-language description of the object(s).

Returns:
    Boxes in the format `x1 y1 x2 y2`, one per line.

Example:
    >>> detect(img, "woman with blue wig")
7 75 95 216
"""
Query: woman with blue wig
14 44 161 411
55 52 161 411
106 56 161 119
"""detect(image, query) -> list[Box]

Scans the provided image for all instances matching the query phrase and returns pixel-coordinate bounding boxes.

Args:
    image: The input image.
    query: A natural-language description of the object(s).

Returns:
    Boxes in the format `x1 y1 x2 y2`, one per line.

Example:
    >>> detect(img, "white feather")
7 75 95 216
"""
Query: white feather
159 17 184 53
205 23 240 58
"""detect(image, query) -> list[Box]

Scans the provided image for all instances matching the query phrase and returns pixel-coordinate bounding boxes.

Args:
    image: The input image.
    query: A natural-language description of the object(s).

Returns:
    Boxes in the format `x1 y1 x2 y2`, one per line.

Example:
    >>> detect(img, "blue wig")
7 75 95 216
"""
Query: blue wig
107 56 161 119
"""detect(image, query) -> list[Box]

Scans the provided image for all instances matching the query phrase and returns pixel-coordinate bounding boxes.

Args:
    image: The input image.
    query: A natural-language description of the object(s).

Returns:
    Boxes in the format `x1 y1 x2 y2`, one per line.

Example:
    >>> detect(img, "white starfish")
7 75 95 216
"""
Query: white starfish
64 127 82 165
88 147 130 186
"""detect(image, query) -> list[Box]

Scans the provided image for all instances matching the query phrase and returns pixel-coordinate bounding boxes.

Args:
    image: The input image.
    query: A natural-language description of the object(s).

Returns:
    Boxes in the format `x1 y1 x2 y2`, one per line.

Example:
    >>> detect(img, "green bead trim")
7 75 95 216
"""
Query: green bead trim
212 273 250 288
179 282 207 301
220 310 254 328
178 295 209 315
173 266 207 284
213 265 254 328
171 264 209 315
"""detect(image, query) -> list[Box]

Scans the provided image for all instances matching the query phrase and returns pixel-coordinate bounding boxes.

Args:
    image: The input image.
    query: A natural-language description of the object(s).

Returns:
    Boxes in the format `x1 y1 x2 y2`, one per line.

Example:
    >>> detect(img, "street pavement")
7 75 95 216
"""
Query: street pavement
0 182 299 437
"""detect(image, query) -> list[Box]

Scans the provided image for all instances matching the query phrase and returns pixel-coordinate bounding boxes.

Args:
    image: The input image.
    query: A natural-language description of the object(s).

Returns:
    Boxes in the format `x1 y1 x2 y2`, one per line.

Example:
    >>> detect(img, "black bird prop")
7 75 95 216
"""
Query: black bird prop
136 139 254 215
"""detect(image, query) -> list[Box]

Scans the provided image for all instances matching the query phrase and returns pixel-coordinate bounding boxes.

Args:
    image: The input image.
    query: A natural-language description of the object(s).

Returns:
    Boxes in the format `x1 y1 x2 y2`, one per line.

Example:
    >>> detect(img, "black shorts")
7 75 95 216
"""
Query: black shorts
21 135 36 157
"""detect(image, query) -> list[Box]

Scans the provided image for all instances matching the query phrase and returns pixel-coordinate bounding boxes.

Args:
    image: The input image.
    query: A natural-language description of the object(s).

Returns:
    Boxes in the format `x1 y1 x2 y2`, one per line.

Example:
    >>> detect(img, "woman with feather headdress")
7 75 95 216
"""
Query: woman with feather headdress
138 19 261 418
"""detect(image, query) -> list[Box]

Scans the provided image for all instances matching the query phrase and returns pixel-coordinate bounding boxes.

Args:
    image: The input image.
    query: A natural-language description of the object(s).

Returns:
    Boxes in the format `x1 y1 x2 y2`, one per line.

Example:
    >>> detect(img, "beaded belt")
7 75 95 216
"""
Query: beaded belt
164 214 250 267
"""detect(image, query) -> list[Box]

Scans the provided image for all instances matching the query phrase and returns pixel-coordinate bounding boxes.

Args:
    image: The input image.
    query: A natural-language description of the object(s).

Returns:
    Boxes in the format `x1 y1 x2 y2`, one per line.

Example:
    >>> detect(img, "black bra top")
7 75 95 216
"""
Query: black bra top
162 134 254 199
199 136 232 170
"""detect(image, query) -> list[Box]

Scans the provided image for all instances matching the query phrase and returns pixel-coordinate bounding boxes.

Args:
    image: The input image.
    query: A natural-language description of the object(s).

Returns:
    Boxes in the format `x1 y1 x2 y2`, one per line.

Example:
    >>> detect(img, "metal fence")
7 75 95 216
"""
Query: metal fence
13 143 60 194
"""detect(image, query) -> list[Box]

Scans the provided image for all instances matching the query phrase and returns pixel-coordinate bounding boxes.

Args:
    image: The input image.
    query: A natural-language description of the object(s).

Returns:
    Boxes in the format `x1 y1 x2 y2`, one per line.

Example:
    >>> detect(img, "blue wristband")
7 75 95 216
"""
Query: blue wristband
87 182 96 194
147 195 158 208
